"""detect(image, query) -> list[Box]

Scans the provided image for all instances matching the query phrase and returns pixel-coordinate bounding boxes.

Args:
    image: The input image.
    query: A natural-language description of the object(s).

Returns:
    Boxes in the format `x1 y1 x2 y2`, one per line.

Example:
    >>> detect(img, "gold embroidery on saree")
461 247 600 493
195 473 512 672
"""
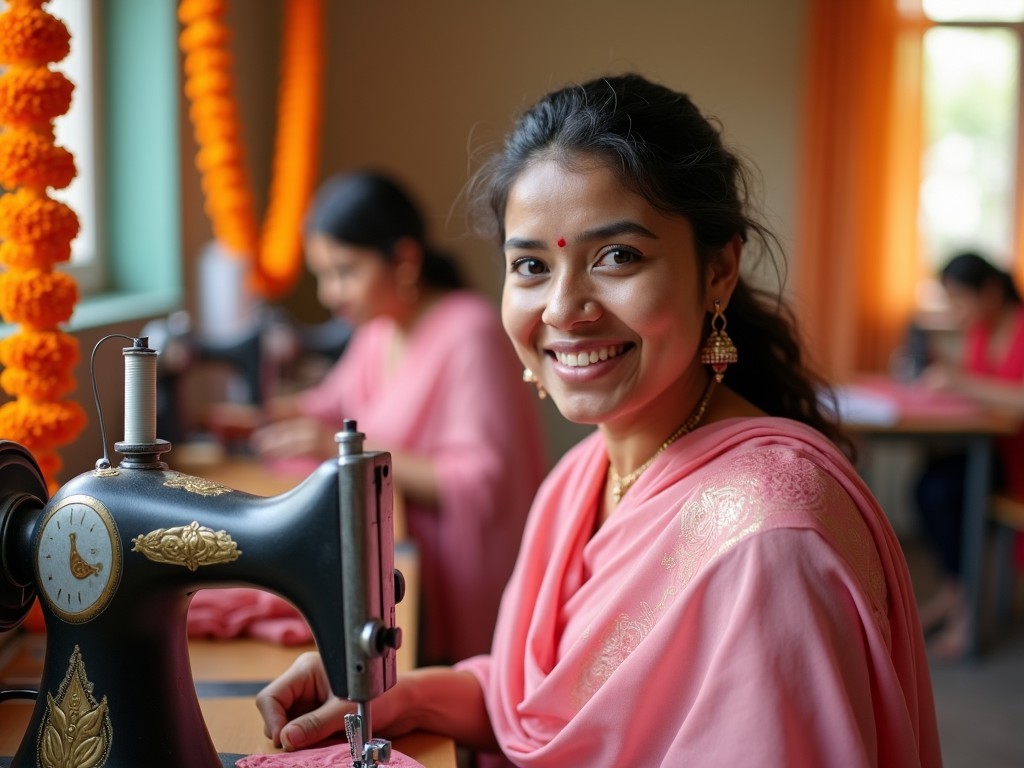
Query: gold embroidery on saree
571 446 887 707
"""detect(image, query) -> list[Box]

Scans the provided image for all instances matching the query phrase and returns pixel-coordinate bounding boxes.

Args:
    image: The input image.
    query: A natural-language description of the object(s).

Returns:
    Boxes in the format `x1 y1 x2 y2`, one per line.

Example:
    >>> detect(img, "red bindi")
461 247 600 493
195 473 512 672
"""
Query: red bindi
557 237 566 248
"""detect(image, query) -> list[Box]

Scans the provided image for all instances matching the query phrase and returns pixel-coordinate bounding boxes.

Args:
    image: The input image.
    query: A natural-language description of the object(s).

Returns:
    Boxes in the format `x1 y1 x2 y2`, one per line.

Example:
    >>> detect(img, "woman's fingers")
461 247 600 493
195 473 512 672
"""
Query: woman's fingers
255 652 344 748
277 696 355 751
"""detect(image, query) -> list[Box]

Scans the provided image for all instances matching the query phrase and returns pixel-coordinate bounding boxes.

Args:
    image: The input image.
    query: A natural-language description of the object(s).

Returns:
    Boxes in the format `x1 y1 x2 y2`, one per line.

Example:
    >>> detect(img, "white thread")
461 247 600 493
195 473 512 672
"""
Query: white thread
123 349 157 444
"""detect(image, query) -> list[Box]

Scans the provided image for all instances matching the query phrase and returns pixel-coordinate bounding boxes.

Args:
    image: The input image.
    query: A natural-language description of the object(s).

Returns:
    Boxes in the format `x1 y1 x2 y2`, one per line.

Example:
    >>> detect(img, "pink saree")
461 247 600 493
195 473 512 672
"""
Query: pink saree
458 418 942 767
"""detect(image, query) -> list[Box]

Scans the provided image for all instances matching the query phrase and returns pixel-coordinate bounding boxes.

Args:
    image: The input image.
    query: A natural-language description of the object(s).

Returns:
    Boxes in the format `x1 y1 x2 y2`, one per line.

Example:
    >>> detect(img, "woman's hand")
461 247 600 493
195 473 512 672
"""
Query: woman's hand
250 416 338 461
255 651 346 750
255 652 425 751
255 652 499 753
918 362 964 393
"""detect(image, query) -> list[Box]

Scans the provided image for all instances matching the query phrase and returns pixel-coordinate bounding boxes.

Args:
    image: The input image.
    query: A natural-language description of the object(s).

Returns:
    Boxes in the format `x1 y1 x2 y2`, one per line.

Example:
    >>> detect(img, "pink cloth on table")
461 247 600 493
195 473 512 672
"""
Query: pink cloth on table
457 418 942 767
188 588 312 645
297 291 547 664
235 742 424 767
854 373 982 418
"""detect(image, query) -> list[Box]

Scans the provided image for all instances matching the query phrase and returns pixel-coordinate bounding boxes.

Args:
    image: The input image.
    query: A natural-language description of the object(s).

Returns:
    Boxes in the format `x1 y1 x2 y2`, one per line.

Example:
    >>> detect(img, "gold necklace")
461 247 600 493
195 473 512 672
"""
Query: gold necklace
609 378 717 504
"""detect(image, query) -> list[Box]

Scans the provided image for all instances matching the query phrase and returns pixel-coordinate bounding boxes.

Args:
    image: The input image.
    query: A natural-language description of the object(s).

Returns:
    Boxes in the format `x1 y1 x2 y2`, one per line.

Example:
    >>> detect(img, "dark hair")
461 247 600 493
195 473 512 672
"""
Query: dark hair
469 73 853 458
941 251 1021 305
305 171 464 290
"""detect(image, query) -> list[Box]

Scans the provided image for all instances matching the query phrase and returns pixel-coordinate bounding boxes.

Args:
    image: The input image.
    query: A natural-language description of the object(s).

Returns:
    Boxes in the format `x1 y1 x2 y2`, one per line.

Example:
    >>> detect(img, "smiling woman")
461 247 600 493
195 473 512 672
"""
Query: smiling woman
250 75 942 768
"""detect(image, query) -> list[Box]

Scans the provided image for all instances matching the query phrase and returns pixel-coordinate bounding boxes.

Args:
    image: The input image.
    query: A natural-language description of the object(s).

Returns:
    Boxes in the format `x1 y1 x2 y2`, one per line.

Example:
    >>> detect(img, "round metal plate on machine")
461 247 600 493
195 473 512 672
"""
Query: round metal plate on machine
0 441 48 632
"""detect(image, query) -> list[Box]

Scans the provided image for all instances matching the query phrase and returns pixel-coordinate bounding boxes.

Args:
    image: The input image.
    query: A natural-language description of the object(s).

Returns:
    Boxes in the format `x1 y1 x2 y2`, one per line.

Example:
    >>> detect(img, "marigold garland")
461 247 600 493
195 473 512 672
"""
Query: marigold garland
0 238 70 270
179 0 323 299
0 186 80 243
0 67 73 125
0 329 78 374
0 0 85 493
0 267 78 327
0 130 76 188
0 4 69 66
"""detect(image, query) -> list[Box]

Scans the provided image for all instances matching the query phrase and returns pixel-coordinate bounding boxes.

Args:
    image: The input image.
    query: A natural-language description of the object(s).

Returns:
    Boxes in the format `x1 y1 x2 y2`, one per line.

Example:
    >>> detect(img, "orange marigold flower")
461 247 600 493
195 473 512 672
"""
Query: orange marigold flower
178 0 226 25
0 397 85 452
194 117 240 147
184 46 232 78
0 130 76 190
0 7 71 66
0 238 71 269
0 66 73 125
196 138 244 172
0 328 79 373
188 94 236 124
0 268 78 327
0 188 79 246
205 184 254 213
200 164 250 195
184 69 233 101
178 17 229 53
0 365 75 400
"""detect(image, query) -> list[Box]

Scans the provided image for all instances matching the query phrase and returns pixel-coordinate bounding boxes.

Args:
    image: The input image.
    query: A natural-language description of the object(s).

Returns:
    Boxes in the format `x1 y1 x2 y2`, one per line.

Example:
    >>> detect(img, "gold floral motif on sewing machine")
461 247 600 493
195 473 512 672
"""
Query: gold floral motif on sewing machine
131 521 242 571
162 471 233 496
38 645 112 768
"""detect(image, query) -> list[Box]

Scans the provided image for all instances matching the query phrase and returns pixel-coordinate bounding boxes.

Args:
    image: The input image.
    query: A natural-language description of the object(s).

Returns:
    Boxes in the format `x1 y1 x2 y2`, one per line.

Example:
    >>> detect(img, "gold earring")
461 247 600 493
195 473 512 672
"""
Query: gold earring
522 368 548 399
700 299 738 382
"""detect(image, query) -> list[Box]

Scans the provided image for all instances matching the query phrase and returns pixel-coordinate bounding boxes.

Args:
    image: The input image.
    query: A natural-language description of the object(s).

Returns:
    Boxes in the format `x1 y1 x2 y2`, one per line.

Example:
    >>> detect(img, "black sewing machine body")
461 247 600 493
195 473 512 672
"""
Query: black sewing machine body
0 431 399 768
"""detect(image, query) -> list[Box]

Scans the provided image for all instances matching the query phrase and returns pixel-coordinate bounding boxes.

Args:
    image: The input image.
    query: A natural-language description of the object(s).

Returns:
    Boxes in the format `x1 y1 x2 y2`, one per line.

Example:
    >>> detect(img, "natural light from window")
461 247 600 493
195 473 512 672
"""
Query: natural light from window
920 26 1017 273
47 0 100 292
923 0 1024 22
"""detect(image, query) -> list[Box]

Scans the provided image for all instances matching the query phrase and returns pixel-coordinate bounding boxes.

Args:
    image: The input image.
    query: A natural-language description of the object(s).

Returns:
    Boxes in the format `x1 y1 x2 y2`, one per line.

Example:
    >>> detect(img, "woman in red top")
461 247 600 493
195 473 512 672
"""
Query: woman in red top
915 250 1024 658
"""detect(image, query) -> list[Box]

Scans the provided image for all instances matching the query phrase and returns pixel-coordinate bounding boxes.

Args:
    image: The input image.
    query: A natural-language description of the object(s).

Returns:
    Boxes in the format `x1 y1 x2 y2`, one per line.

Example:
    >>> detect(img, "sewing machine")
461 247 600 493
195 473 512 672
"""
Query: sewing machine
0 337 402 768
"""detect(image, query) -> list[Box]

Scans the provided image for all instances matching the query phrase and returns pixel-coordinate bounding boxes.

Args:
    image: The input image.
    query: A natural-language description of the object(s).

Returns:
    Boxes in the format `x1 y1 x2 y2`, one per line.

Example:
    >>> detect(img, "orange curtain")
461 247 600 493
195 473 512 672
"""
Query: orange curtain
794 0 927 381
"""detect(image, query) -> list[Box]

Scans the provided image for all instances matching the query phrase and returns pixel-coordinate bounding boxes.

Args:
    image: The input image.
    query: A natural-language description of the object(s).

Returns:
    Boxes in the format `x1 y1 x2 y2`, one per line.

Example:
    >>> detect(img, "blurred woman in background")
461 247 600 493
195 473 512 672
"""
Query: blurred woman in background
915 250 1024 659
198 171 548 666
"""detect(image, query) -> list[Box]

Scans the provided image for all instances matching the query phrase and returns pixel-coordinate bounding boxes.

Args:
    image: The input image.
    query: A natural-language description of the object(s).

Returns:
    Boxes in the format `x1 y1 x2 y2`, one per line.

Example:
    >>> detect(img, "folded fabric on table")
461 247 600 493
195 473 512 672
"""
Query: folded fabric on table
234 741 425 767
188 587 313 645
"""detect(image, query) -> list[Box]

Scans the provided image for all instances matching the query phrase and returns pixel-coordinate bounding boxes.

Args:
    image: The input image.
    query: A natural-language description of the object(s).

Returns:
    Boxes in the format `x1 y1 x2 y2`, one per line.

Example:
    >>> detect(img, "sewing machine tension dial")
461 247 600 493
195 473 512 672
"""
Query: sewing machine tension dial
35 494 122 623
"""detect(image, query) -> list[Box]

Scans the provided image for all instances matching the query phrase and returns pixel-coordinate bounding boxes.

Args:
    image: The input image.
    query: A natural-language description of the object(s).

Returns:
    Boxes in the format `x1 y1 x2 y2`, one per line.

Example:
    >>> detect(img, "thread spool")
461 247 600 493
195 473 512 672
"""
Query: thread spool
123 340 158 445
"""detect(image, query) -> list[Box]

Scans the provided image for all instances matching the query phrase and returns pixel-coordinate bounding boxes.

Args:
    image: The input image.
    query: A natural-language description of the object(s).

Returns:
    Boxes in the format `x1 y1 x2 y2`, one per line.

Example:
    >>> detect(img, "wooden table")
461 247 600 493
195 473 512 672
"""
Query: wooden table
0 633 455 766
840 378 1021 659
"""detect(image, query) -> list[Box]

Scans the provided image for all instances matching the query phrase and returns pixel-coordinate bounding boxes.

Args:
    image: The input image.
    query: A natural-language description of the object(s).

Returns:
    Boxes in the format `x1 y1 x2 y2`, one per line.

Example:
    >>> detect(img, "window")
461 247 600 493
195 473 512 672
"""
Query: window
49 0 102 293
1 0 181 327
916 1 1024 305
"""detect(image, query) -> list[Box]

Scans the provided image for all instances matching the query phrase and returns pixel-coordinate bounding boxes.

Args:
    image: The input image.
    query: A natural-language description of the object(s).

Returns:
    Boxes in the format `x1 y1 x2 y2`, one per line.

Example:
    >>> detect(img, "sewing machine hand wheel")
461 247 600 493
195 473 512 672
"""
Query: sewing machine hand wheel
0 441 48 631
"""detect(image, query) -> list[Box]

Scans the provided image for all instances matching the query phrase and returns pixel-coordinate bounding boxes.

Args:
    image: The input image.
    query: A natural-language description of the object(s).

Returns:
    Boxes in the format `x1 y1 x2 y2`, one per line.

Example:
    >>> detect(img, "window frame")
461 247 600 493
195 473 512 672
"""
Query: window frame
0 0 183 335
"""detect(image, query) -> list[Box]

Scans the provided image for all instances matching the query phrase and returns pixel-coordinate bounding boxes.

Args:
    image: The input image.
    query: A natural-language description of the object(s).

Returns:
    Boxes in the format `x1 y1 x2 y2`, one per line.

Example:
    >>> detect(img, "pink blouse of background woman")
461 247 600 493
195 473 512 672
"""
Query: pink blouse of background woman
300 290 547 665
965 305 1024 497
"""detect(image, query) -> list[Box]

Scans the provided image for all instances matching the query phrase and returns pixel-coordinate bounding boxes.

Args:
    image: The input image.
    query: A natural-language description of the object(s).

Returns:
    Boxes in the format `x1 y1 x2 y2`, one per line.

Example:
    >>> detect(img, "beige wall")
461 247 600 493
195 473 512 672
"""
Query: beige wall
71 0 807 479
187 0 807 297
